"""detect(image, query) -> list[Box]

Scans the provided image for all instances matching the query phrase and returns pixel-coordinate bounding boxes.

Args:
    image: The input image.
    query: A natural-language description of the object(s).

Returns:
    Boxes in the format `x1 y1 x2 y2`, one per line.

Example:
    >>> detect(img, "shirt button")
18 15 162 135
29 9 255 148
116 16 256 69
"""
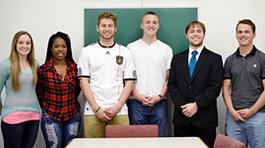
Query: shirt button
189 86 192 89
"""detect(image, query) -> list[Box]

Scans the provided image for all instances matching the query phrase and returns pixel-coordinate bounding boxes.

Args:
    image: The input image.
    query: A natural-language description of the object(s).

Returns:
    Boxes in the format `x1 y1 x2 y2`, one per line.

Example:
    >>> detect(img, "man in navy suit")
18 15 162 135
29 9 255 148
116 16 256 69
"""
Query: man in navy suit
168 21 223 148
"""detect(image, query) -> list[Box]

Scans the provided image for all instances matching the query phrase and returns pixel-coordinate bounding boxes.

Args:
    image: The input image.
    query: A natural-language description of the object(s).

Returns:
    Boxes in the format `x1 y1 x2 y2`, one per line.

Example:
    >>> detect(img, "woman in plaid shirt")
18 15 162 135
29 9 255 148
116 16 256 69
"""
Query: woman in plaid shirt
36 32 80 148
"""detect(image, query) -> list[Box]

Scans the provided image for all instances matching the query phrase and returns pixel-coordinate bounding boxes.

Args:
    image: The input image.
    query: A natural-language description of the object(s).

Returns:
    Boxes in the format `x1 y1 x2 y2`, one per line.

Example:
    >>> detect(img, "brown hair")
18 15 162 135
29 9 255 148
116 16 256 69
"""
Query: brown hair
9 31 37 91
97 11 117 26
236 19 256 33
142 11 158 22
185 21 206 34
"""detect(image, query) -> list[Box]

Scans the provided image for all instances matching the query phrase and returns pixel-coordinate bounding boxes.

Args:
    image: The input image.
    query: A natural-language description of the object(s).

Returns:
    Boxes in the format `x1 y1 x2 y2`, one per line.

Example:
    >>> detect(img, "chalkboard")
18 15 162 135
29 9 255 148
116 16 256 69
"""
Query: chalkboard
84 8 197 54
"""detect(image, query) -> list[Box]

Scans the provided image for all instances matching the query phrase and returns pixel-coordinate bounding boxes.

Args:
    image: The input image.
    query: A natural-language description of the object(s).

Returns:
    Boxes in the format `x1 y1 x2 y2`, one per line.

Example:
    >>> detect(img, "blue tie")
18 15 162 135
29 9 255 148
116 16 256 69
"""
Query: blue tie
189 50 198 78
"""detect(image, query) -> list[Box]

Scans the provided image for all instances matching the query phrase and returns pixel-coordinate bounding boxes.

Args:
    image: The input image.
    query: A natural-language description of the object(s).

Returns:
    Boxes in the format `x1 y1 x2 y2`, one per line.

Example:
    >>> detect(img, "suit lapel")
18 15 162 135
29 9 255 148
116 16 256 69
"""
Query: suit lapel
190 47 208 82
182 50 190 83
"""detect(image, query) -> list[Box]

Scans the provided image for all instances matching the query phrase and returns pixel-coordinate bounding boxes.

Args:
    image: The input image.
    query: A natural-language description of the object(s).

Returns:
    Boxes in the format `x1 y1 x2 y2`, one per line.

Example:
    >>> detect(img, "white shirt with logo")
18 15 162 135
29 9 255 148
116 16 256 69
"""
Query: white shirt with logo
78 42 136 115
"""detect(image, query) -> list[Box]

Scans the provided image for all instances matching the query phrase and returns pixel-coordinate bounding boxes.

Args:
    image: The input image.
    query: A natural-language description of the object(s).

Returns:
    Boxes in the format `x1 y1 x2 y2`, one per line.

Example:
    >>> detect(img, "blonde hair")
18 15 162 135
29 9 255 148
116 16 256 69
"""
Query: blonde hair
9 31 37 91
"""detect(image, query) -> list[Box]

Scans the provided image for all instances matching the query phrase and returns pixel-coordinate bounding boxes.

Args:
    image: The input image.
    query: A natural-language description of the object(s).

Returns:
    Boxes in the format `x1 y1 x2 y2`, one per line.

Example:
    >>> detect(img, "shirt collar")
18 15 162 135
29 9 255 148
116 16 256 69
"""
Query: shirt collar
236 45 257 57
98 41 116 48
46 58 75 70
46 58 54 69
189 45 204 56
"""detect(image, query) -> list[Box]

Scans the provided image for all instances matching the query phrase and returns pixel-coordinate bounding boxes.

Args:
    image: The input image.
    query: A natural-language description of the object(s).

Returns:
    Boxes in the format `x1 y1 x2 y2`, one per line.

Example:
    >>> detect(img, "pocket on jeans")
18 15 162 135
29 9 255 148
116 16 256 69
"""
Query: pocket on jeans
73 112 81 122
42 108 49 119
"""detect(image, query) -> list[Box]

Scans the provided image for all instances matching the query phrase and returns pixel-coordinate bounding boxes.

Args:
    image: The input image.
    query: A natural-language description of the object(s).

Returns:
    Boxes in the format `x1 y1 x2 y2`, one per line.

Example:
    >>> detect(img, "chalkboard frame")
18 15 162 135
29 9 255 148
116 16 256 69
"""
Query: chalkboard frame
84 8 197 54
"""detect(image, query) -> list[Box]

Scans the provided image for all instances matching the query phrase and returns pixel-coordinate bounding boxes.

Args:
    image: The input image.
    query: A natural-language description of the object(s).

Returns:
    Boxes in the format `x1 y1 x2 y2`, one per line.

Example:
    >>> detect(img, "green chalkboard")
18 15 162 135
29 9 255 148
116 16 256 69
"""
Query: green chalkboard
84 8 197 55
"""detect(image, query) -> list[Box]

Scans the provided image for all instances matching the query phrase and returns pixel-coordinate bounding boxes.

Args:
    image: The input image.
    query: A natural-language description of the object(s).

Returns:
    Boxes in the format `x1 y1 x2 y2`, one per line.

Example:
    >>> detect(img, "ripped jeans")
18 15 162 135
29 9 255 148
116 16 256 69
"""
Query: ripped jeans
41 108 81 148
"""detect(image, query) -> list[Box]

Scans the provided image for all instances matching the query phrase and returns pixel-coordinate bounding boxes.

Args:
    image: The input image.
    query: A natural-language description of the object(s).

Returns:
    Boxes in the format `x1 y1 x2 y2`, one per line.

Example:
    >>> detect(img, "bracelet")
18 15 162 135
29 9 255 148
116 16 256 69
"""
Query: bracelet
95 107 101 113
158 94 164 100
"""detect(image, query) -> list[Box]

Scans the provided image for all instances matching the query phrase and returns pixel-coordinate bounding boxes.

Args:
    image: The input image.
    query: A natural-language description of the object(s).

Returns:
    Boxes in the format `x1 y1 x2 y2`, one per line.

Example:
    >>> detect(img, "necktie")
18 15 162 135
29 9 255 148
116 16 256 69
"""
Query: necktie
189 50 198 78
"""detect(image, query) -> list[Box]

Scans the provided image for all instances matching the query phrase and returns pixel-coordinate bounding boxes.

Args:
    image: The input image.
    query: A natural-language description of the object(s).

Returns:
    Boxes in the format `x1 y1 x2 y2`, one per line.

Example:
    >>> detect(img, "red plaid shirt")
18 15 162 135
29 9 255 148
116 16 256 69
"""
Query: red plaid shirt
36 58 80 121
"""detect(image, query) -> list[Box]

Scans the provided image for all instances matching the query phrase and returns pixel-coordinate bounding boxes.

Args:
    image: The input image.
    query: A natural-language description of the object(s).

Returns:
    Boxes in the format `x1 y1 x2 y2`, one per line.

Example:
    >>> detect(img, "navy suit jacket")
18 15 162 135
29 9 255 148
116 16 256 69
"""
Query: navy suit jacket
168 47 223 127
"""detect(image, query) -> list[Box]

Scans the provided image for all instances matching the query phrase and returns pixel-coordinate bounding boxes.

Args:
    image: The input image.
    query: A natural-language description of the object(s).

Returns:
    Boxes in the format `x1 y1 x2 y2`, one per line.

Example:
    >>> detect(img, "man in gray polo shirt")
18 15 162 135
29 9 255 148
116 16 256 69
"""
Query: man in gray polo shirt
223 19 265 148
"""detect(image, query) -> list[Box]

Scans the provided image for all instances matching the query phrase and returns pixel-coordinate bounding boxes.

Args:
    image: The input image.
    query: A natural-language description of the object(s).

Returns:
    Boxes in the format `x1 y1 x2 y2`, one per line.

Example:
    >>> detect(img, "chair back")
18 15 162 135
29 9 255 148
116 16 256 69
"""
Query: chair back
214 134 245 148
105 125 158 138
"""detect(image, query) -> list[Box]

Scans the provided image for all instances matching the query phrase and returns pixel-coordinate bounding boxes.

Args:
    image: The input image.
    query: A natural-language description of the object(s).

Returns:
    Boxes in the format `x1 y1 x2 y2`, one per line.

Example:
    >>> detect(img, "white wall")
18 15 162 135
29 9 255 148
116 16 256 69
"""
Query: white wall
1 0 265 147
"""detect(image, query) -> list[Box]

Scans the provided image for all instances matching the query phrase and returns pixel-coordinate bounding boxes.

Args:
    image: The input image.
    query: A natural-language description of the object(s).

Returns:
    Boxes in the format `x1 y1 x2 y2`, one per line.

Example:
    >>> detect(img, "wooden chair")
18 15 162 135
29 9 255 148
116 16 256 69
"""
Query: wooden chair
105 125 158 138
214 134 245 148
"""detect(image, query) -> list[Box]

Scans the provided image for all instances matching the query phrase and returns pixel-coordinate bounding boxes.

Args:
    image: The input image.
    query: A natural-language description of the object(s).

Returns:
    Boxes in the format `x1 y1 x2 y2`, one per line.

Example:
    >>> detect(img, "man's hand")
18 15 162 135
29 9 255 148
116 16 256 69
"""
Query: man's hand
133 93 151 106
133 90 161 107
181 102 198 118
229 110 246 122
95 108 112 122
146 96 161 106
105 105 121 119
133 93 153 106
237 108 255 120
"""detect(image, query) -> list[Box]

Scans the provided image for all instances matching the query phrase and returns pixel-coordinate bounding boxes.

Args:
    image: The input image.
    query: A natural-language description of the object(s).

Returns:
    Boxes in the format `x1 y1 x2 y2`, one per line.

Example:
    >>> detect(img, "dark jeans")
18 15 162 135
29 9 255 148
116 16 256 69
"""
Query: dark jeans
127 99 167 137
41 108 81 148
1 119 39 148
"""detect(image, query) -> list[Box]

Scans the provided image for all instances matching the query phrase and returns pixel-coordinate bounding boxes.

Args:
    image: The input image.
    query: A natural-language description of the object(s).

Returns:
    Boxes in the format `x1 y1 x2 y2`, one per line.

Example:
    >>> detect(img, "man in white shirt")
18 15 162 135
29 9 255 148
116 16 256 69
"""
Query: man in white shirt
127 11 173 137
77 11 136 138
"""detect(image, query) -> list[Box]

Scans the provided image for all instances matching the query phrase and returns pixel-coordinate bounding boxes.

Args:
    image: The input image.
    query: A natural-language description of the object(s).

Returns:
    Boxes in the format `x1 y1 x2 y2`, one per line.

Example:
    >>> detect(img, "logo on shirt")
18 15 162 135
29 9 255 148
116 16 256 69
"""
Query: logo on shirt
116 55 123 65
106 51 110 55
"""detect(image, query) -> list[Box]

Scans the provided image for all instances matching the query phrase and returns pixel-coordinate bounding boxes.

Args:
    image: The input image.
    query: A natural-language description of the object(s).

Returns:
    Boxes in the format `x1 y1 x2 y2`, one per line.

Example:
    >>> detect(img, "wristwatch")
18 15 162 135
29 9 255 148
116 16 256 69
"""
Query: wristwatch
158 94 165 100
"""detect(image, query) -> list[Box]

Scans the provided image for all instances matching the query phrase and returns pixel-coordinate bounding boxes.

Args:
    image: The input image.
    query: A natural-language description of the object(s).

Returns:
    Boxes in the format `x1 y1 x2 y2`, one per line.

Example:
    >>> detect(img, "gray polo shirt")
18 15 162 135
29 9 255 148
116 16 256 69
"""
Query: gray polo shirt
224 46 265 111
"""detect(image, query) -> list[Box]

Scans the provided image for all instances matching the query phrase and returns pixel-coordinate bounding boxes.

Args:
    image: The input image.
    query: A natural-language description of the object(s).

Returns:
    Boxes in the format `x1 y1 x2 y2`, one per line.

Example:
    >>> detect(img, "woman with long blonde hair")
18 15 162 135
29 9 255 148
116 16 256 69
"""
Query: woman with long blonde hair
0 31 40 148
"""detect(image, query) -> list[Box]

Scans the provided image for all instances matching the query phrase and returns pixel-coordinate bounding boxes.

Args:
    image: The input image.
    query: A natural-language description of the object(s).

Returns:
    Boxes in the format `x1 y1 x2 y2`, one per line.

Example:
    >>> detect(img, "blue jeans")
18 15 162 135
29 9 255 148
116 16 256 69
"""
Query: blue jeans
226 110 265 148
41 108 81 148
127 99 167 137
1 119 39 148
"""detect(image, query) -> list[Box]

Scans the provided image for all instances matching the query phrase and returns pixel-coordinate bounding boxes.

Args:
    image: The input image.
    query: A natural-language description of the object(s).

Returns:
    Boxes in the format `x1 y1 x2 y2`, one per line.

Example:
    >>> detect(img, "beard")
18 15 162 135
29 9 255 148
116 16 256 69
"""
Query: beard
189 40 203 48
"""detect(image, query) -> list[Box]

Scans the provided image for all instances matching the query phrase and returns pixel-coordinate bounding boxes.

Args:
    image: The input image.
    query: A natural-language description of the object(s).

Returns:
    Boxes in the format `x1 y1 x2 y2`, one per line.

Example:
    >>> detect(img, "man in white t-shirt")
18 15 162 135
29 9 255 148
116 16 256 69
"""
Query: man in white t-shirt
127 11 173 137
77 11 136 138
